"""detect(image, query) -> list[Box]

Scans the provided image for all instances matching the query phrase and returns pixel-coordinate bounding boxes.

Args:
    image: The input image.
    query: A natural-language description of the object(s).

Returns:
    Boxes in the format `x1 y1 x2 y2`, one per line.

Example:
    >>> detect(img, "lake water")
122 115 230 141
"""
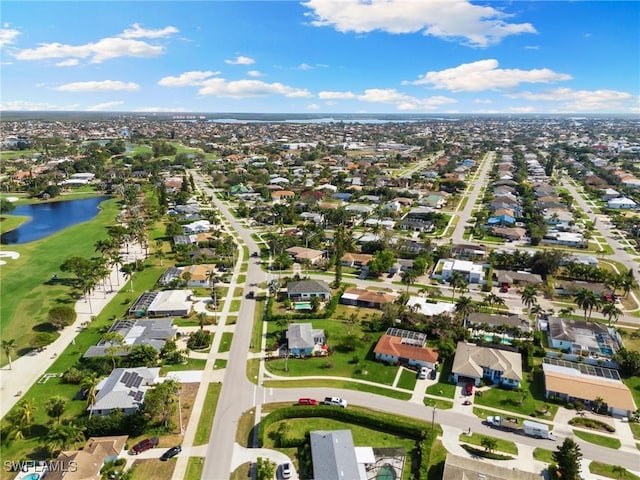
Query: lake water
1 196 111 245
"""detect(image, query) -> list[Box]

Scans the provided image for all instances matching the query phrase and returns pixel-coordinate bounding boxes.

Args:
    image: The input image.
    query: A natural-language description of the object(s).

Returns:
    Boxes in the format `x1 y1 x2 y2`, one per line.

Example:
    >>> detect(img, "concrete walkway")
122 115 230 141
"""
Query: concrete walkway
0 243 146 419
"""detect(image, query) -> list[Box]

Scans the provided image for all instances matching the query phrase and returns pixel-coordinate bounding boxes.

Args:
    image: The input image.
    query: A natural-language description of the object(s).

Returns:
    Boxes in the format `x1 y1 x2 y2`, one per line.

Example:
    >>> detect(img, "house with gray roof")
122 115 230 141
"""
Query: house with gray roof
83 319 177 358
90 367 160 416
310 430 368 480
287 280 331 300
451 342 522 388
286 323 326 356
443 453 542 480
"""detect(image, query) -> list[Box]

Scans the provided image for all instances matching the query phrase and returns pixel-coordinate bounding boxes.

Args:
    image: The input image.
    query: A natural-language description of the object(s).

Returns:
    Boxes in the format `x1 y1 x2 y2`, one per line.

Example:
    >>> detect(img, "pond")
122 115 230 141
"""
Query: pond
1 196 111 245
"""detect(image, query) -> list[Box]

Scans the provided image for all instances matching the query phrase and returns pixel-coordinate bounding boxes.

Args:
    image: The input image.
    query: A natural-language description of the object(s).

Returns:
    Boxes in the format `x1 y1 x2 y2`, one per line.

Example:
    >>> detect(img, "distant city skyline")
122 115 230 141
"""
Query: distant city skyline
1 1 639 114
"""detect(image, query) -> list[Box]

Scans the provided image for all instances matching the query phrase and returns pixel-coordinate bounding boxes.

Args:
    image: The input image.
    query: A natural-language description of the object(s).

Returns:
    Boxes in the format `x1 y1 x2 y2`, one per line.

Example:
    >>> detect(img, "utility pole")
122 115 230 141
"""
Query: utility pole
431 406 436 430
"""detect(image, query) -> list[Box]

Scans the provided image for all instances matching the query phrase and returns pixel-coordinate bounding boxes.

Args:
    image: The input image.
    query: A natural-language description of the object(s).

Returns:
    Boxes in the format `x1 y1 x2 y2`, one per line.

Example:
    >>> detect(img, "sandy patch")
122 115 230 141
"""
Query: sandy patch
0 251 20 265
5 197 19 202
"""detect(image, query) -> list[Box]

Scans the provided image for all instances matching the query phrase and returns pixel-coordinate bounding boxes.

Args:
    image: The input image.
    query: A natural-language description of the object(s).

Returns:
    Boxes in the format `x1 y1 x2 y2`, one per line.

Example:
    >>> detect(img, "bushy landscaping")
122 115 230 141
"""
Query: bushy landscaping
458 432 518 455
589 461 640 480
569 416 615 432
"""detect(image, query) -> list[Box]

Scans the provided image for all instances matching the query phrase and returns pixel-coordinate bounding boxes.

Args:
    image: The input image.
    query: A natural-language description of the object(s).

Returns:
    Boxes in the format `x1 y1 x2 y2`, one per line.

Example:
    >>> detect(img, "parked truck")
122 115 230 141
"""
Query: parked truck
486 416 555 440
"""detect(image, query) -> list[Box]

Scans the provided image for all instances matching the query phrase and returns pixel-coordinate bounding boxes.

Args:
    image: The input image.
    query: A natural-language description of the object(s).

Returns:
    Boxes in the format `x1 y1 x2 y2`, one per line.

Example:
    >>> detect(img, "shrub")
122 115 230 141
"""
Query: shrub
62 367 85 384
47 305 77 330
187 330 211 350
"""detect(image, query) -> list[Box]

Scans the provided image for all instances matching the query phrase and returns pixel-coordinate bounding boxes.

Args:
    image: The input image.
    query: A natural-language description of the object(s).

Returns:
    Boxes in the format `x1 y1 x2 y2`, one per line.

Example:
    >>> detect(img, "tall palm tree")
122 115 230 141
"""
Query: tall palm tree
601 303 622 326
122 263 136 292
1 339 16 370
16 399 37 435
520 284 538 316
574 288 600 321
622 270 638 298
401 269 419 292
492 295 507 313
455 295 476 327
449 271 468 302
81 372 100 415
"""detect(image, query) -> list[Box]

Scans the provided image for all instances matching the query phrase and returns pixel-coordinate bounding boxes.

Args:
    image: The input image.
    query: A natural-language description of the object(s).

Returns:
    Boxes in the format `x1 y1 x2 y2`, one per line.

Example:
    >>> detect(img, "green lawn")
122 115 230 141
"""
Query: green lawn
423 397 454 410
263 379 411 400
622 376 640 413
427 440 448 480
0 197 121 356
229 299 241 312
533 447 554 464
251 298 265 353
458 432 518 455
218 332 233 353
397 368 418 390
214 359 227 369
160 358 207 374
572 429 621 449
184 457 205 480
473 369 558 419
0 214 30 233
424 357 456 399
193 383 221 445
629 422 640 440
589 462 640 480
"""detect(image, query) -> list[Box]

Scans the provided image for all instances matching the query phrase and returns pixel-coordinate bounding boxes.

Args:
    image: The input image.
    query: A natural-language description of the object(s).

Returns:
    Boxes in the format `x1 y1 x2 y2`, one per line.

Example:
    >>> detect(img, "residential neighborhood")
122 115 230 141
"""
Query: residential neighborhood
1 112 640 480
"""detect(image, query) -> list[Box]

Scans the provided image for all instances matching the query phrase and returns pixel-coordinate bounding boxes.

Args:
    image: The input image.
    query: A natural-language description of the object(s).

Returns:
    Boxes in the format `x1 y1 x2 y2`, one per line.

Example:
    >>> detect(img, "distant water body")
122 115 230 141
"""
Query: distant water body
209 117 439 124
1 196 111 245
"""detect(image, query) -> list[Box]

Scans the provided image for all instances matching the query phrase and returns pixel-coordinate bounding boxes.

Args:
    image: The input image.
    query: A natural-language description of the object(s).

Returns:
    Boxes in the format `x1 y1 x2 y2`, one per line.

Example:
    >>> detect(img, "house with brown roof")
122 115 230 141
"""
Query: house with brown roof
181 264 216 288
272 190 295 203
341 252 373 268
285 246 325 264
542 360 636 417
451 342 522 388
340 287 397 309
47 436 128 480
491 226 528 241
374 328 439 369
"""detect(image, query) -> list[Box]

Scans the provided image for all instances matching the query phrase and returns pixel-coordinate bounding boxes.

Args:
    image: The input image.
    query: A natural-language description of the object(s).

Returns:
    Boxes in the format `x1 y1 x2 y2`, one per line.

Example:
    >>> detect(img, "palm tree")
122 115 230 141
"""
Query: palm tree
574 288 600 321
122 263 136 292
480 436 497 453
601 303 622 326
16 399 37 435
103 332 125 369
492 295 507 313
612 465 626 479
521 284 538 316
196 312 208 331
401 269 419 292
449 271 468 302
622 270 638 298
2 339 16 370
81 373 100 414
455 295 476 327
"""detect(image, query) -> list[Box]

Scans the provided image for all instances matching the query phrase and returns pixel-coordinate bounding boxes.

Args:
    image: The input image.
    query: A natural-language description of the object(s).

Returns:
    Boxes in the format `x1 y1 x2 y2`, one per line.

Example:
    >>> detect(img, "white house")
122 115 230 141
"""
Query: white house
607 197 637 209
90 367 160 416
183 220 212 234
432 258 484 284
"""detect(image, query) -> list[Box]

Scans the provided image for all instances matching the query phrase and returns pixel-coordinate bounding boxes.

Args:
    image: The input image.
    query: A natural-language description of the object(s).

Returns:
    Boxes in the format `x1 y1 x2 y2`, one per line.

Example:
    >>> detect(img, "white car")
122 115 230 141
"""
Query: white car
418 366 429 379
323 397 347 408
281 462 292 479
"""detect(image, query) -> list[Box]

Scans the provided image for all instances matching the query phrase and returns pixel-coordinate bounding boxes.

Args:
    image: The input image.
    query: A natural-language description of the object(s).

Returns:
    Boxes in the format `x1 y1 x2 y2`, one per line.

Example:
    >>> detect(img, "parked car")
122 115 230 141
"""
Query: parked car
297 397 318 405
281 462 292 479
323 397 347 408
160 445 182 461
418 366 429 379
465 383 474 396
130 437 159 455
246 291 255 299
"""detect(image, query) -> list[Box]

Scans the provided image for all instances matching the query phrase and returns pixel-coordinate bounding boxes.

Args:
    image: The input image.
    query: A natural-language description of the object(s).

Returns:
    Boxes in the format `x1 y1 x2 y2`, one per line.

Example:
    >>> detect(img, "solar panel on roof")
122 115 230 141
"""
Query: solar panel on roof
543 357 620 380
134 391 144 402
121 372 132 384
133 376 143 388
125 373 138 388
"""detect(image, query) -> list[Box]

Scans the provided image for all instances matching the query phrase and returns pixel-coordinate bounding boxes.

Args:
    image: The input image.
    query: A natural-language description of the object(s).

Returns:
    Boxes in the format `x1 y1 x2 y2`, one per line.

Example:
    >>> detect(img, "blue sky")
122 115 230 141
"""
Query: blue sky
1 1 639 114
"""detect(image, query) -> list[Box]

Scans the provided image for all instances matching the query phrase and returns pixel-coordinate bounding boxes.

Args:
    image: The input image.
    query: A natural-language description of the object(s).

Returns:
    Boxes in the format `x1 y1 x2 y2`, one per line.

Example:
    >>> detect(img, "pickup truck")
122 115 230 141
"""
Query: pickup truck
130 437 159 455
323 397 347 408
486 415 519 431
486 416 555 440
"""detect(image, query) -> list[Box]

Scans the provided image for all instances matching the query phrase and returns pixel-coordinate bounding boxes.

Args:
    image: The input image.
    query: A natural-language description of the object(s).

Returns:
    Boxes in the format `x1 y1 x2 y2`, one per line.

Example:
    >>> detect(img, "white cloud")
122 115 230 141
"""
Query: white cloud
158 71 220 87
133 106 187 112
225 55 255 65
507 87 636 112
13 24 177 64
406 59 571 92
56 59 79 67
508 106 537 113
247 70 263 77
119 23 179 39
318 91 357 100
320 87 454 110
56 80 140 92
297 63 314 70
0 100 77 111
86 101 125 111
198 78 311 98
524 45 540 50
473 99 492 104
307 103 320 110
0 27 20 47
302 0 536 47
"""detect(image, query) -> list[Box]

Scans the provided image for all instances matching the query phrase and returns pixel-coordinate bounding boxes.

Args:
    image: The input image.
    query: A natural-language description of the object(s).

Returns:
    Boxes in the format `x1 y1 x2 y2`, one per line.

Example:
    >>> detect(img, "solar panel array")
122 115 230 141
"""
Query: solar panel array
543 357 620 381
385 327 426 346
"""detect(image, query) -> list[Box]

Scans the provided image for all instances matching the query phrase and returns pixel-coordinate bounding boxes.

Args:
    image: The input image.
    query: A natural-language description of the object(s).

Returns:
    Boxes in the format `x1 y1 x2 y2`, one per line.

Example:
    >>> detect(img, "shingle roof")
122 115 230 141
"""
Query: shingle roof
374 335 439 364
287 280 331 295
310 430 361 480
451 342 522 382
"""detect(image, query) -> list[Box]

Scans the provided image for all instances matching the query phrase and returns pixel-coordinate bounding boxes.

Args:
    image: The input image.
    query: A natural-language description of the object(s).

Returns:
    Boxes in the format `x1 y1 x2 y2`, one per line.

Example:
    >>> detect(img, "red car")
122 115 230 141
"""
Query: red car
297 398 318 405
130 437 159 455
465 383 474 396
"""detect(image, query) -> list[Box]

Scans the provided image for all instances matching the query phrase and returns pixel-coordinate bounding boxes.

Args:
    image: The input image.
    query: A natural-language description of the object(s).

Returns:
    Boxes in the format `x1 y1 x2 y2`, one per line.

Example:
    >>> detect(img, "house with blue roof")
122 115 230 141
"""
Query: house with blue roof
487 214 516 226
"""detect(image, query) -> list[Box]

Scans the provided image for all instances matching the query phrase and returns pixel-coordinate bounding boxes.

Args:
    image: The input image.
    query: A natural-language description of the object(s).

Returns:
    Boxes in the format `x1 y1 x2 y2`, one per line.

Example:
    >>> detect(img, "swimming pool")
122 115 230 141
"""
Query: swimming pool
293 302 312 310
376 464 396 480
20 473 40 480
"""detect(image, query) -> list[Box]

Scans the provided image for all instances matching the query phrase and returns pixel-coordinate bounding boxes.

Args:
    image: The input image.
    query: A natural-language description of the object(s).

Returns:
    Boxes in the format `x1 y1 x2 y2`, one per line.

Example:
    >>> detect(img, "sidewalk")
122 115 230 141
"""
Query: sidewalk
0 243 145 419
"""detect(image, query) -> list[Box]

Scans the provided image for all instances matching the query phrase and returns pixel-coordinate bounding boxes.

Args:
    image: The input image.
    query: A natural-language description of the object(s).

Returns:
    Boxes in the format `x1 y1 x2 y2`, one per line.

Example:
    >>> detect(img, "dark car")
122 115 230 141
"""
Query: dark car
130 437 159 455
160 445 181 461
246 291 255 299
465 383 474 396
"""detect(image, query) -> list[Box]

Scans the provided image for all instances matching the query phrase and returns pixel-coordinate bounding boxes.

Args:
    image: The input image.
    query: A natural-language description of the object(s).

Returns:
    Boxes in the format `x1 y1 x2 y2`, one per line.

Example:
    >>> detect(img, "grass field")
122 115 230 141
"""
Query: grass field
218 332 233 353
194 383 221 445
130 458 174 480
0 197 121 356
533 447 554 464
396 367 417 390
0 214 30 234
458 432 518 455
184 457 205 480
589 461 640 480
623 375 640 412
572 429 621 449
263 379 411 400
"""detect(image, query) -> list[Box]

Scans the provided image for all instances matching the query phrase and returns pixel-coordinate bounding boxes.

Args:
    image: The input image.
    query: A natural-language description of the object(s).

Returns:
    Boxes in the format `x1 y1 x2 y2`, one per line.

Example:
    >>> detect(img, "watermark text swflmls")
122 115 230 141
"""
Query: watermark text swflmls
4 460 77 473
